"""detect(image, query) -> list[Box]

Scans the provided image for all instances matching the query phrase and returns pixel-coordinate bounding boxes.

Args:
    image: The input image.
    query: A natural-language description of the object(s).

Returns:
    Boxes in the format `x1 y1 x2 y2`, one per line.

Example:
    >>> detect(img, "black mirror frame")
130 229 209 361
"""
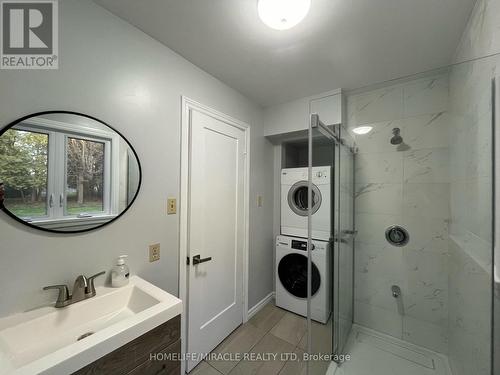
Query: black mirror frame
0 110 142 234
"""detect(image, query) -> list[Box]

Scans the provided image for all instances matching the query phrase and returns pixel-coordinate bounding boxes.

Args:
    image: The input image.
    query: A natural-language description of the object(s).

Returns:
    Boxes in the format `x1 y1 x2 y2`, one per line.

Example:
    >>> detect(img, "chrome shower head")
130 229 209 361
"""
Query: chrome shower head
390 128 403 145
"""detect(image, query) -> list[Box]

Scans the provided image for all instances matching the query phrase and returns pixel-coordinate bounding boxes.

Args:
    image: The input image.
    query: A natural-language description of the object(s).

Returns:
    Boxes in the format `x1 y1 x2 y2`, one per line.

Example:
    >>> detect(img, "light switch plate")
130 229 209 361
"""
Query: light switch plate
149 243 160 262
257 195 263 207
167 198 177 215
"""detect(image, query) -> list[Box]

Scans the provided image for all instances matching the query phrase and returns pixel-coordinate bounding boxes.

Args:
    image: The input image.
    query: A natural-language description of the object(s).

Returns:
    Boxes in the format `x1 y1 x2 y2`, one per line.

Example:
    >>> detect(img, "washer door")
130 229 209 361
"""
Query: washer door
287 181 322 217
278 253 321 298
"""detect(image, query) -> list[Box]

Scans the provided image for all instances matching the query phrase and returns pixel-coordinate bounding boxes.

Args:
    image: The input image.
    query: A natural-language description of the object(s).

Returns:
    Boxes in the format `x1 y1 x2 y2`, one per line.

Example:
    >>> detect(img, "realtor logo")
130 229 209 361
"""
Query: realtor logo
1 0 58 69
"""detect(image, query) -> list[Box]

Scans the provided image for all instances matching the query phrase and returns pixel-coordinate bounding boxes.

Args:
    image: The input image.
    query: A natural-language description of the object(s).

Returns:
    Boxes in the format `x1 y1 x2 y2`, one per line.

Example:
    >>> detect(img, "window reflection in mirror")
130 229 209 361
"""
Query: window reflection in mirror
0 112 141 233
0 128 49 218
66 137 105 216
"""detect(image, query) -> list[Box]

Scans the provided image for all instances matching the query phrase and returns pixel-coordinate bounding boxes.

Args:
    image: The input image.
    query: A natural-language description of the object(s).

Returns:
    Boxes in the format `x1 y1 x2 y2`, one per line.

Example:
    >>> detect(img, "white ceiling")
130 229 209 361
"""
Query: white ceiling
95 0 476 107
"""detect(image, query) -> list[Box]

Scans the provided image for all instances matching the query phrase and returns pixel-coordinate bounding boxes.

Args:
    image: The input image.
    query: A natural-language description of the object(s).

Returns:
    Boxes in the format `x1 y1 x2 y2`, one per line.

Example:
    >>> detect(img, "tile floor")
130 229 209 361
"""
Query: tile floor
189 302 308 375
188 304 451 375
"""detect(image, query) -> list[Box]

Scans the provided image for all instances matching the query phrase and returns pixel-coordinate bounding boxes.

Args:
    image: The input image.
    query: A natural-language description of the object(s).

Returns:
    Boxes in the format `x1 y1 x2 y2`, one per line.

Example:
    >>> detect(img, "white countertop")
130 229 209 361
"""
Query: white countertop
0 276 182 375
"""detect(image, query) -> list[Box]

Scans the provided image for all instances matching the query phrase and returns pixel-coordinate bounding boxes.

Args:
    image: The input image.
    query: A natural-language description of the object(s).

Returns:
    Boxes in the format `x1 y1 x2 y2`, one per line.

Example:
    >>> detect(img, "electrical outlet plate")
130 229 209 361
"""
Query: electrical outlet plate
257 195 263 207
149 243 160 262
167 198 177 215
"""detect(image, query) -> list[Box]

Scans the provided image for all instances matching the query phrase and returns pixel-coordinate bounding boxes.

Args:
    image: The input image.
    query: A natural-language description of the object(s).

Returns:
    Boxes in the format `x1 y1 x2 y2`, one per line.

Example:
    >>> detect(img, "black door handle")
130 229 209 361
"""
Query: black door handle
192 254 212 265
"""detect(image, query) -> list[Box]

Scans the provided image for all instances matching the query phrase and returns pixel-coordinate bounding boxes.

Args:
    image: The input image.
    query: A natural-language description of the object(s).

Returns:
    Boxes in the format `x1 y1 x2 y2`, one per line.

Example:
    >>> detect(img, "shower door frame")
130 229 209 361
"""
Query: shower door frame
307 114 355 364
335 124 356 356
307 114 339 357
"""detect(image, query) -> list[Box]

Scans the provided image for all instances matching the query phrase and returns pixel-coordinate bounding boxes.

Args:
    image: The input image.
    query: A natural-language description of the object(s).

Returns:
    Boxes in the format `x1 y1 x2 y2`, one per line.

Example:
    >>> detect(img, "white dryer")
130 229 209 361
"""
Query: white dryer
275 235 331 324
281 166 332 241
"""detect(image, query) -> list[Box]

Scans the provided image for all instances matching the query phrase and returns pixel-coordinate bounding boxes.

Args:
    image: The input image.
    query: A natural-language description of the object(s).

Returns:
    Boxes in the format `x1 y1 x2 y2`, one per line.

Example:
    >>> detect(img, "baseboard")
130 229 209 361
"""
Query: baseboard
247 292 275 320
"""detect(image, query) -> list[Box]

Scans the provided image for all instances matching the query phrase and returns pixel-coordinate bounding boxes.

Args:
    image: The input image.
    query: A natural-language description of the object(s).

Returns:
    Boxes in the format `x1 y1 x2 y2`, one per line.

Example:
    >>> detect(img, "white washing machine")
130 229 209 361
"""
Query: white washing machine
281 166 332 241
275 235 331 324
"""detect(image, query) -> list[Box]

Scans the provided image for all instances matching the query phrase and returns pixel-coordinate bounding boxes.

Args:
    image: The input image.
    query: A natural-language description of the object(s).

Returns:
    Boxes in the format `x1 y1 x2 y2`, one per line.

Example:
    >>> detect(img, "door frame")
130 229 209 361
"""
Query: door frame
179 96 250 374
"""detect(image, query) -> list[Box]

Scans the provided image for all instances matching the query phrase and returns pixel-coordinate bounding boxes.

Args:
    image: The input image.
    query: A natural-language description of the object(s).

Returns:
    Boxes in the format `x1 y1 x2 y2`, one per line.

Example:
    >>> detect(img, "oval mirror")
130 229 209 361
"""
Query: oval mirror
0 111 141 233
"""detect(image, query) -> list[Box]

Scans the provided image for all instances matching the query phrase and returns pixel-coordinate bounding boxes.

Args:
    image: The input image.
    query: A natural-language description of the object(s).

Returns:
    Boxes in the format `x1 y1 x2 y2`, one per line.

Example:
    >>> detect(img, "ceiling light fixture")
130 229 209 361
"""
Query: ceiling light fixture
257 0 311 30
352 126 373 135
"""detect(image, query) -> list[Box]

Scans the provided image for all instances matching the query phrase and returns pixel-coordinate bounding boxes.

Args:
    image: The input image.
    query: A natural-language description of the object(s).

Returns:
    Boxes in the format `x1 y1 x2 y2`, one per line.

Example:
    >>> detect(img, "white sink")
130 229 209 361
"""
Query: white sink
0 276 182 375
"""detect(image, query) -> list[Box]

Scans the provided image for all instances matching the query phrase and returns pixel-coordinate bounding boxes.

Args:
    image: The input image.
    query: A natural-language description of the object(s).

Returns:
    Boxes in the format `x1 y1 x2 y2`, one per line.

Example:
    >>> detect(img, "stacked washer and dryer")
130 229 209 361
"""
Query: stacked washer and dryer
276 166 332 324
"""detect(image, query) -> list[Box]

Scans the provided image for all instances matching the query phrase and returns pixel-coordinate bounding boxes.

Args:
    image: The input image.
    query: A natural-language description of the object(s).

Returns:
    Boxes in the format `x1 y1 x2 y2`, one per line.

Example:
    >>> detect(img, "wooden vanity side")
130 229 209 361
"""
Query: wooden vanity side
128 340 181 375
73 315 181 375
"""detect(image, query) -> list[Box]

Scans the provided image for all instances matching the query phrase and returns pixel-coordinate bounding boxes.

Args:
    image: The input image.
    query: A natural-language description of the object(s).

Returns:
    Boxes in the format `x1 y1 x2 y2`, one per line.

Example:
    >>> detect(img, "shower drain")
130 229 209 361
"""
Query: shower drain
77 332 94 341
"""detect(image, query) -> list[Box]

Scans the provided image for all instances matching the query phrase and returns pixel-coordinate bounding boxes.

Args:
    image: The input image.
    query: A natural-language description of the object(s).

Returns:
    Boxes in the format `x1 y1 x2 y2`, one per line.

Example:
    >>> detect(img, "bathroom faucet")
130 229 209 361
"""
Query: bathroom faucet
43 271 106 308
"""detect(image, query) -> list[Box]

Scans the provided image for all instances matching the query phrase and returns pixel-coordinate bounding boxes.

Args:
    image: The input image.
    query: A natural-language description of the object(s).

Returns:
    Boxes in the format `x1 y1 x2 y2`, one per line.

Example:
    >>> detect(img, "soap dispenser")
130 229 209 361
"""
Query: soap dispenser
111 255 130 287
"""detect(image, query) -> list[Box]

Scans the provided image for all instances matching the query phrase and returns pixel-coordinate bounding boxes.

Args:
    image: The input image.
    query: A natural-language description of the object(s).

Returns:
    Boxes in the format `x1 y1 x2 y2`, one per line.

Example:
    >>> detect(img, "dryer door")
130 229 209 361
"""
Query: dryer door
278 253 321 298
287 181 322 217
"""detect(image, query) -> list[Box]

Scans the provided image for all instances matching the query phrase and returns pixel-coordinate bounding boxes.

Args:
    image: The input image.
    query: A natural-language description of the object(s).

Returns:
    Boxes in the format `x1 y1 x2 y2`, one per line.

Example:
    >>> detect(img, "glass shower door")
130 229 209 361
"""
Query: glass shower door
307 114 355 374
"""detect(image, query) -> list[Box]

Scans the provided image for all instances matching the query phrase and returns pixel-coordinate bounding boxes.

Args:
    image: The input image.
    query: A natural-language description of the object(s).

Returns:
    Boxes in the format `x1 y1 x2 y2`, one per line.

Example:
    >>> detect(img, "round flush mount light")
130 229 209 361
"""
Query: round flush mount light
352 126 373 135
257 0 311 30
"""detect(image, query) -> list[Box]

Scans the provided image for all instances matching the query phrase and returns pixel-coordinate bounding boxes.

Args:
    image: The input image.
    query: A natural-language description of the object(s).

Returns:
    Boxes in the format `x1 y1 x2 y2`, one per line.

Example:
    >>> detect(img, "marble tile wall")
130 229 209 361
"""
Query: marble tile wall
448 55 497 268
348 0 500 366
348 72 451 354
447 0 500 371
447 237 491 375
447 2 499 368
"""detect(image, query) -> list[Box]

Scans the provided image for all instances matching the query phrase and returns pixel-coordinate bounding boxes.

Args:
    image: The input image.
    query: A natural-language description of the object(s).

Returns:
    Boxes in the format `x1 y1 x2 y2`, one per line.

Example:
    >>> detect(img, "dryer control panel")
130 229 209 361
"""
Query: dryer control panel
281 166 331 185
276 235 330 252
291 239 307 251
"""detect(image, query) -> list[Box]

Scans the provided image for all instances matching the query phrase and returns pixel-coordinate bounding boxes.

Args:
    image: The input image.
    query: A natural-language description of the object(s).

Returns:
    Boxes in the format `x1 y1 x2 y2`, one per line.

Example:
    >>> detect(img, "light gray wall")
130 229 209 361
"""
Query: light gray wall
0 0 274 317
263 90 342 137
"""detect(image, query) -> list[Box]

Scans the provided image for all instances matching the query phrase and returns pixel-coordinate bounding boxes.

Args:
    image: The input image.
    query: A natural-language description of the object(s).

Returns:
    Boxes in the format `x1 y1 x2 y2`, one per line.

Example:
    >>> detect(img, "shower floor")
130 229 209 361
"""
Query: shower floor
328 325 451 375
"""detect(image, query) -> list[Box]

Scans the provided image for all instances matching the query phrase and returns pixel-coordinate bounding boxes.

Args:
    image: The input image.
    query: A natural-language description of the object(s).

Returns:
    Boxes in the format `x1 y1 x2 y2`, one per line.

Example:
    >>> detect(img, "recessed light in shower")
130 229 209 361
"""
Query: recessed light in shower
257 0 311 30
352 126 373 135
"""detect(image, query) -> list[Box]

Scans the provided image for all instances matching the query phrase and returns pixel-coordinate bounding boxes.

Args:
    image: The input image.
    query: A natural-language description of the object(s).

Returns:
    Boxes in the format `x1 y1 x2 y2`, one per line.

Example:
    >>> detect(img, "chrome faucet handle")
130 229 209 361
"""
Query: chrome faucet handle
86 271 106 296
43 284 70 306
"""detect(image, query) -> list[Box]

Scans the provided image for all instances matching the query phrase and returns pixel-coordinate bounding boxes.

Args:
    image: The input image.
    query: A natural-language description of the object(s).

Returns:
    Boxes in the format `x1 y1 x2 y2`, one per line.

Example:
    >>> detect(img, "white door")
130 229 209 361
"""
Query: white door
187 109 246 372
